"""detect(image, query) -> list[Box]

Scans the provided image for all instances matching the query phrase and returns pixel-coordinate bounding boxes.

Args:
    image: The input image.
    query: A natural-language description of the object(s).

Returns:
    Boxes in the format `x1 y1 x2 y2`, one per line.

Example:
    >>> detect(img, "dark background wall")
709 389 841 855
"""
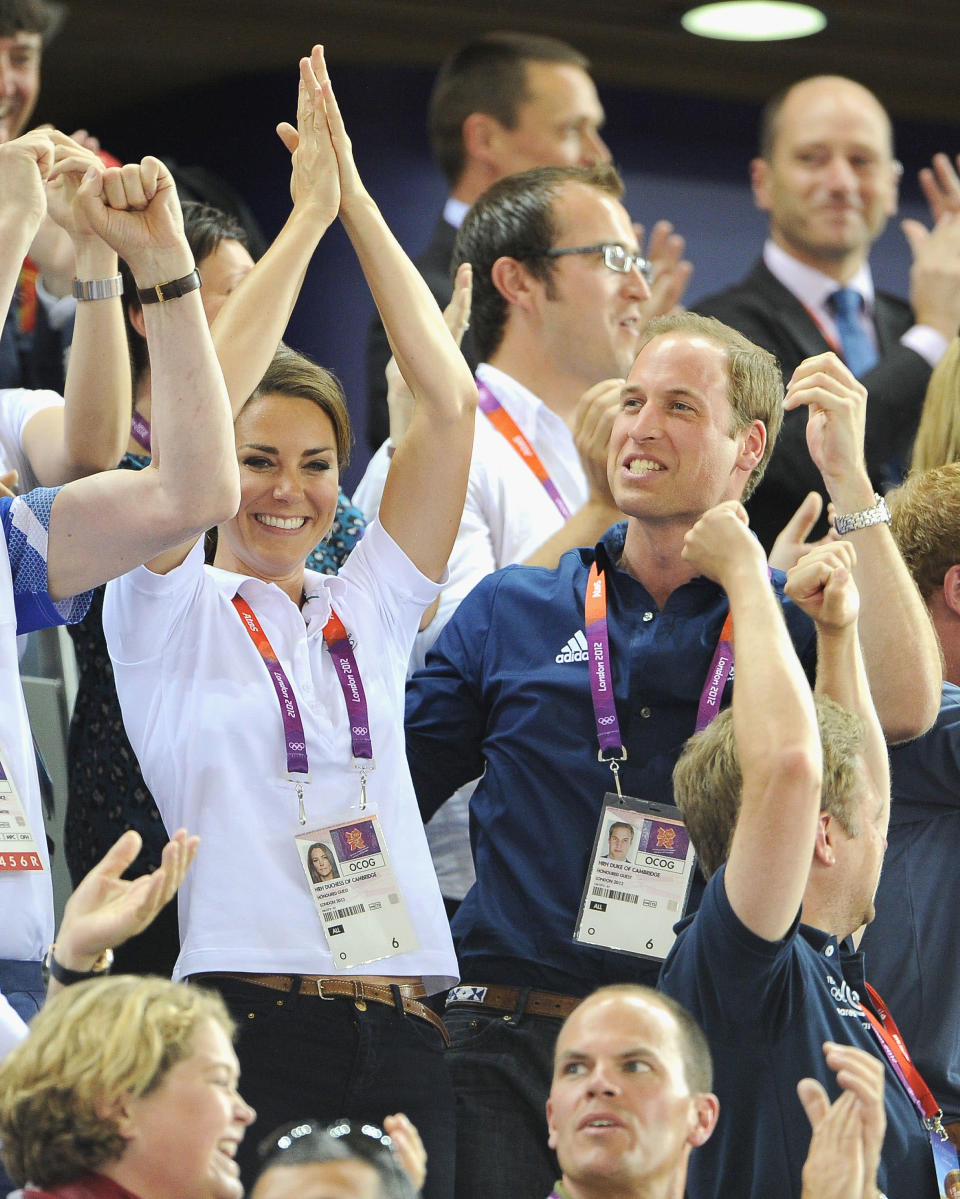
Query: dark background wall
76 61 960 492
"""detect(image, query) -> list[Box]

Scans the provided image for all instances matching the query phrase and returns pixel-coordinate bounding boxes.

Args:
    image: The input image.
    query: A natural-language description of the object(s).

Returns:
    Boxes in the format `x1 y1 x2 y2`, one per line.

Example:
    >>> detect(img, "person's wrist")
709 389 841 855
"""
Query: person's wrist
72 240 118 280
824 470 875 514
128 244 195 292
45 939 113 978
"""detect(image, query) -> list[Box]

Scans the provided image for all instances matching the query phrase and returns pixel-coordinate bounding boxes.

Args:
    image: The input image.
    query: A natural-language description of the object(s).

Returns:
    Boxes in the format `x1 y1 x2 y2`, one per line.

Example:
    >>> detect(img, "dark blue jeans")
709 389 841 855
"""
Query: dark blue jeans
0 958 44 1022
204 976 455 1199
445 1002 563 1199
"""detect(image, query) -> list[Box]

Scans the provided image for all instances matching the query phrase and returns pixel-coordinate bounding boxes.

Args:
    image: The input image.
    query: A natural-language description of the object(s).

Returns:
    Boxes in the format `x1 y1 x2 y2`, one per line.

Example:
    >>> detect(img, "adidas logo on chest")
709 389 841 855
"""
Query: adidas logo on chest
556 630 589 663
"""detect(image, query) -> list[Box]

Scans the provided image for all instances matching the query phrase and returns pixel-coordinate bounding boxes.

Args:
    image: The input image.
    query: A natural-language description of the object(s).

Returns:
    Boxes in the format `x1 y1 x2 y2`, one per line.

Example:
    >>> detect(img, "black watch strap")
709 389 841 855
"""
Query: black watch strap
137 268 202 305
44 945 113 986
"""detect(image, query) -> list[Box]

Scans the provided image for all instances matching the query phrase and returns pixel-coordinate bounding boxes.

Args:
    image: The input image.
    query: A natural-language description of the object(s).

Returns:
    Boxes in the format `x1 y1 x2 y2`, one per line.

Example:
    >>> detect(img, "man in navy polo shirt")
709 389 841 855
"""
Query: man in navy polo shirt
660 502 937 1198
405 313 940 1199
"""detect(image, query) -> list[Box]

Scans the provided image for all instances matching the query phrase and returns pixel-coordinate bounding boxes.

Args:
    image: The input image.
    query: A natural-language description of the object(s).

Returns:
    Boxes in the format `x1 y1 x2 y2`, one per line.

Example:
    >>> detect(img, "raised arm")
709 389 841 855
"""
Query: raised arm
682 501 823 941
786 541 890 813
210 59 342 415
0 131 53 318
784 352 942 740
21 134 130 485
45 156 239 599
306 46 477 581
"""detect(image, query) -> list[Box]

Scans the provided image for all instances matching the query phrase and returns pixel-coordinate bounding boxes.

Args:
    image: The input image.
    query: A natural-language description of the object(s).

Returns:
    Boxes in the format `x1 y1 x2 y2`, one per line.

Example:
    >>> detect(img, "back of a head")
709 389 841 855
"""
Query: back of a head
453 162 623 362
673 694 864 879
253 1120 417 1199
428 31 589 187
887 461 960 601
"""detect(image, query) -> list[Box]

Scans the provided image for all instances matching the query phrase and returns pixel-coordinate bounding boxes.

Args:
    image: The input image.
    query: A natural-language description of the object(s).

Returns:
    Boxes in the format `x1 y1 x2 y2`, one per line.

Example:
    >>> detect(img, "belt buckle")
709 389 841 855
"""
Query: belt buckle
317 977 366 1010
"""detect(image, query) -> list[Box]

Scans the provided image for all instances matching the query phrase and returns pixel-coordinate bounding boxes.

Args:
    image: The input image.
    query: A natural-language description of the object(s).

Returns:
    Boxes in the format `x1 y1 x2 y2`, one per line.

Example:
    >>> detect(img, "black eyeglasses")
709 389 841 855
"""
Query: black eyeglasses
257 1116 396 1164
542 242 653 284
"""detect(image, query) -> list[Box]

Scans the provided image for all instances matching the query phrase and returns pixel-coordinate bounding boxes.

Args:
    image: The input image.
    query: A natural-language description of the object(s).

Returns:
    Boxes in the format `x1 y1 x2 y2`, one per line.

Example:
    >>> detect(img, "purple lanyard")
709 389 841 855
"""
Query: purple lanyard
130 411 151 452
232 595 309 778
476 380 572 520
584 562 737 791
232 595 376 815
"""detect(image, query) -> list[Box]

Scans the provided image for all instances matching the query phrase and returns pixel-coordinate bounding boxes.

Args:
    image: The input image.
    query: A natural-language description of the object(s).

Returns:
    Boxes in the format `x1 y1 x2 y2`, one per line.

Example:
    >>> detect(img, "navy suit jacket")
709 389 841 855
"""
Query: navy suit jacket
363 213 477 452
694 259 930 551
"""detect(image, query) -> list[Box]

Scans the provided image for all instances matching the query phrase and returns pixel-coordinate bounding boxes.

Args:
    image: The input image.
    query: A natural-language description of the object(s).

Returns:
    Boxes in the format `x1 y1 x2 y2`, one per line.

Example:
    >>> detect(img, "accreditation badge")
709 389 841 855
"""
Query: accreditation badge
573 794 695 961
931 1125 960 1193
294 809 419 969
0 748 45 872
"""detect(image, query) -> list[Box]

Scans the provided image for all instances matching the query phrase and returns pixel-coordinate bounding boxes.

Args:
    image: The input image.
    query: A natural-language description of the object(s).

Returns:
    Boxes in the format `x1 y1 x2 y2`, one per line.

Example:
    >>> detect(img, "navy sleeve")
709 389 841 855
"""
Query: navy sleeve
405 572 496 821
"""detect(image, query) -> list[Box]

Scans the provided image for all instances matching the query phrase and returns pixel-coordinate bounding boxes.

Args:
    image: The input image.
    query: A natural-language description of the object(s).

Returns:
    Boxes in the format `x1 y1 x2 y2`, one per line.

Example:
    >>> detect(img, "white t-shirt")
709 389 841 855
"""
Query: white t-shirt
354 363 588 672
103 520 458 992
353 363 588 897
0 388 64 492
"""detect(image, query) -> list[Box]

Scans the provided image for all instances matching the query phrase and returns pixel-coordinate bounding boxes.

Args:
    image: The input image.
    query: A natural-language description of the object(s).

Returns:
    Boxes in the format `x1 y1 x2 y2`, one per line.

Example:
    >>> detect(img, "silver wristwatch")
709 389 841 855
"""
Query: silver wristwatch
833 493 890 535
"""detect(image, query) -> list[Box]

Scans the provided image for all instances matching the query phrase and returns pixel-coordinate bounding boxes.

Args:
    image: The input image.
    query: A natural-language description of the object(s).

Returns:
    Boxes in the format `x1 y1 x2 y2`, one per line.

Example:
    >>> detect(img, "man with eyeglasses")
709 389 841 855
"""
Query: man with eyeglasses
694 75 960 553
355 162 683 916
356 162 664 671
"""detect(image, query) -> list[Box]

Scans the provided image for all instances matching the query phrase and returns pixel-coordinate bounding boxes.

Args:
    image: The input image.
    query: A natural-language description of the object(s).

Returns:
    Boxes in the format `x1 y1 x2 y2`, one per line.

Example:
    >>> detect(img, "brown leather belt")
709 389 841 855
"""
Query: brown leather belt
445 983 583 1020
190 972 449 1047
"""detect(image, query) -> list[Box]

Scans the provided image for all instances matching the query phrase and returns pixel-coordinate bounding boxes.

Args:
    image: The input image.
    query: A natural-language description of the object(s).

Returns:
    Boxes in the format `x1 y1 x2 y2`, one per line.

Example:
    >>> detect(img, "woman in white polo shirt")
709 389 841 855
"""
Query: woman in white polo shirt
102 48 476 1199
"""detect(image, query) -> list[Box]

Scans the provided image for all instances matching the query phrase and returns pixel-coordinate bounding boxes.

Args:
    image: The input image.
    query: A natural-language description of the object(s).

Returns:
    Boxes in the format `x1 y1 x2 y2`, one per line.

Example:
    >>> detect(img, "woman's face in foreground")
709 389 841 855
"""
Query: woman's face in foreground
119 1018 255 1199
216 392 340 585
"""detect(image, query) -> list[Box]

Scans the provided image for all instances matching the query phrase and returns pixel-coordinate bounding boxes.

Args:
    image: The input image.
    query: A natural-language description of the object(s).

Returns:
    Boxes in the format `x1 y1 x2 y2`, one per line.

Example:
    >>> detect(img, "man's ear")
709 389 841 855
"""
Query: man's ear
127 302 146 340
942 563 960 618
736 419 766 474
813 811 837 867
886 158 902 218
490 255 540 311
545 1096 558 1151
462 111 505 173
750 157 772 213
688 1092 720 1148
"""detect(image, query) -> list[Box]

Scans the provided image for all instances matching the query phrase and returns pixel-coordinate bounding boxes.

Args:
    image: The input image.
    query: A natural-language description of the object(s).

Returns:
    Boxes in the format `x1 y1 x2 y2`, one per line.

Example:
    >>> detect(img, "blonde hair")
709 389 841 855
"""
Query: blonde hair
887 461 960 600
0 976 233 1188
672 694 864 879
910 338 960 473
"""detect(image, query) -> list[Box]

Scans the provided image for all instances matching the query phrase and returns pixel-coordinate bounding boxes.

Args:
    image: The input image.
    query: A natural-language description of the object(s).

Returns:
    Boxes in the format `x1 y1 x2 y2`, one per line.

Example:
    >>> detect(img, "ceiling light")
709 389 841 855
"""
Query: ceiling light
682 1 827 40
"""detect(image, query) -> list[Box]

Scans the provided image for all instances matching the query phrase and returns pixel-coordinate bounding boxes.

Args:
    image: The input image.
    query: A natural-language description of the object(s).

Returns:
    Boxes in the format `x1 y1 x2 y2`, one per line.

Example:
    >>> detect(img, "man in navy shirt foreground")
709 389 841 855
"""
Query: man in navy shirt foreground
661 500 940 1199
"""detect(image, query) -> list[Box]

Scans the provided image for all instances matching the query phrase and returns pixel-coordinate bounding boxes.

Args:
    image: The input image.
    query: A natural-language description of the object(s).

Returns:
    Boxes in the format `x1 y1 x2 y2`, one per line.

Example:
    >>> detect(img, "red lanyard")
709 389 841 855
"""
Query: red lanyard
859 981 945 1133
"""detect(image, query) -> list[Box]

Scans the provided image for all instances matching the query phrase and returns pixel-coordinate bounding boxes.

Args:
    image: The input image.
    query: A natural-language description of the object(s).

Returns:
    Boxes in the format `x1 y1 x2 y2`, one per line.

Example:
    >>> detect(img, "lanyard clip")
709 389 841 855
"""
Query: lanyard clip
287 774 311 825
598 747 628 799
353 756 375 811
926 1111 949 1142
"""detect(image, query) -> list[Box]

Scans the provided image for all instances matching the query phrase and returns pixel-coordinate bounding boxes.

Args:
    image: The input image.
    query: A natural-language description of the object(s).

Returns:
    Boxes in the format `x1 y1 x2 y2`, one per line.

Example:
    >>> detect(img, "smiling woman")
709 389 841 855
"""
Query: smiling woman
0 977 255 1199
100 46 476 1199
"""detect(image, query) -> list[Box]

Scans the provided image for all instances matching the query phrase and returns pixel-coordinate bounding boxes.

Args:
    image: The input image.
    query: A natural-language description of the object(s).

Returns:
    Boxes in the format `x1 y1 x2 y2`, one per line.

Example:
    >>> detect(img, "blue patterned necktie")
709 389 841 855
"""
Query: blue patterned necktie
830 287 878 378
